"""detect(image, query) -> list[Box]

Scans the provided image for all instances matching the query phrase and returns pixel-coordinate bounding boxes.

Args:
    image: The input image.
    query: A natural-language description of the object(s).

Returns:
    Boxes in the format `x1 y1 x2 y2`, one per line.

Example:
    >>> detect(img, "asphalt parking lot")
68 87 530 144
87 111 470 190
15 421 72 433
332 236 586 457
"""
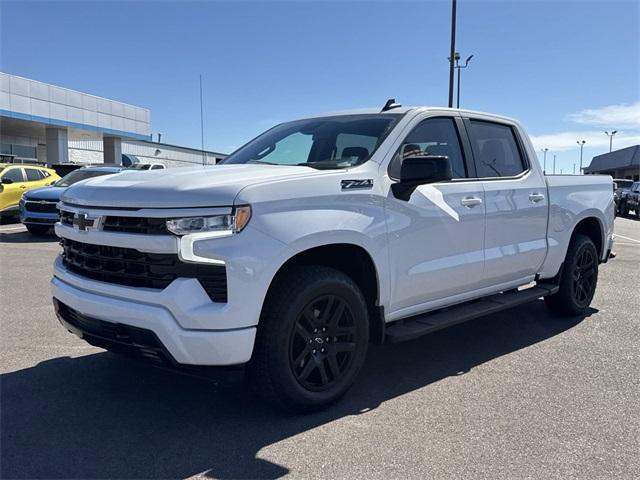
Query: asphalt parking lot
1 217 639 479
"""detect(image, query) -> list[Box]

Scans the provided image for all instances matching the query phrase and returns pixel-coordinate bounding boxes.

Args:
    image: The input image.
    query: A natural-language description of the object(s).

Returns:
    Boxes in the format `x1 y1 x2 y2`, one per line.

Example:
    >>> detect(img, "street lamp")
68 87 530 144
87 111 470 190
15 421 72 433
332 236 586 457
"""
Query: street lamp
541 148 549 173
553 154 556 174
454 54 474 108
577 140 586 174
448 0 457 108
604 130 618 152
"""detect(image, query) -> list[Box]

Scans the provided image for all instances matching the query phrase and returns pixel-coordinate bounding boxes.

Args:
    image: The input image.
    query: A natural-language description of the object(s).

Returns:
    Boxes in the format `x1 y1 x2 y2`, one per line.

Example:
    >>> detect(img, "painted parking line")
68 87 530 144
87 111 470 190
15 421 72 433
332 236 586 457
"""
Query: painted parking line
615 234 640 244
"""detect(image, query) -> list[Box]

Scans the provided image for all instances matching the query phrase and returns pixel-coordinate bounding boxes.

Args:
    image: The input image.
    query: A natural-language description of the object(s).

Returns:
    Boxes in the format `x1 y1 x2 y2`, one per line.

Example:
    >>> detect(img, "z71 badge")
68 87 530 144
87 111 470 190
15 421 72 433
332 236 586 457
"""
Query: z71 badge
341 179 374 190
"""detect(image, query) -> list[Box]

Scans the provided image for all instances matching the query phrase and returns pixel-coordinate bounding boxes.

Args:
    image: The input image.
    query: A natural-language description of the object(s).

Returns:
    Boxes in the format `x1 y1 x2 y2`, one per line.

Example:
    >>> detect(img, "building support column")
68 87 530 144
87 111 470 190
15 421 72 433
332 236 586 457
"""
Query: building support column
103 136 122 165
45 127 68 167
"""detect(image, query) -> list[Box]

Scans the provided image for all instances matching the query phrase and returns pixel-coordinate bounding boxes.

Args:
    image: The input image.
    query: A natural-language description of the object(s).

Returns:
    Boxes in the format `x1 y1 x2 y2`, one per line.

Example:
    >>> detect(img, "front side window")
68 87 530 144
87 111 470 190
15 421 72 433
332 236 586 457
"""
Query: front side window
389 117 467 179
222 114 402 169
468 120 526 177
1 168 24 183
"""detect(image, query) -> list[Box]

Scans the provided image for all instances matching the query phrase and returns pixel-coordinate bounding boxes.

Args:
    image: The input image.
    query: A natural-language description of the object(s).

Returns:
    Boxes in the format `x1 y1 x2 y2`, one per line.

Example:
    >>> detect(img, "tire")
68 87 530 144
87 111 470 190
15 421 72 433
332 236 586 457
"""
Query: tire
26 224 51 235
620 203 629 217
247 266 370 412
545 234 599 317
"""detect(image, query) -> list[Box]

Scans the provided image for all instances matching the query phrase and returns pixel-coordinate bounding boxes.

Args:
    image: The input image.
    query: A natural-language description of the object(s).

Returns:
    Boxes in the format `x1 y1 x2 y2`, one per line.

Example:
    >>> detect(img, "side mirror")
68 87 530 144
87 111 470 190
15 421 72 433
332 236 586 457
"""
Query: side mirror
391 155 452 200
1 177 14 185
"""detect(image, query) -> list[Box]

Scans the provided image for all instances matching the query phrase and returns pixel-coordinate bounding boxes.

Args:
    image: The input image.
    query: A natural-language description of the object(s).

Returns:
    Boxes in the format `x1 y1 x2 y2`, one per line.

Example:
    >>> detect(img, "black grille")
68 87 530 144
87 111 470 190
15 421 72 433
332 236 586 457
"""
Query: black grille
60 210 74 226
54 299 175 365
102 216 168 235
61 238 227 302
59 210 168 234
25 201 58 213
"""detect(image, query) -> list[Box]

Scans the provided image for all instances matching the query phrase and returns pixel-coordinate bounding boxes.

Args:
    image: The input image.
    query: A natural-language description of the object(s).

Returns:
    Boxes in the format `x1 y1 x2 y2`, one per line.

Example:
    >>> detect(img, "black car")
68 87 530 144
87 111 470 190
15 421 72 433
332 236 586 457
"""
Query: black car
613 179 634 215
620 181 640 218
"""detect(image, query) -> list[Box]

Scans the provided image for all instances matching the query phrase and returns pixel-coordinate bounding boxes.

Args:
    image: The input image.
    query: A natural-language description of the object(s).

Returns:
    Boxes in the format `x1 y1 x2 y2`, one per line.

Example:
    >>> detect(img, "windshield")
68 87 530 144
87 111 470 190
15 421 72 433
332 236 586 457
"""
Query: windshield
56 169 118 187
222 114 402 169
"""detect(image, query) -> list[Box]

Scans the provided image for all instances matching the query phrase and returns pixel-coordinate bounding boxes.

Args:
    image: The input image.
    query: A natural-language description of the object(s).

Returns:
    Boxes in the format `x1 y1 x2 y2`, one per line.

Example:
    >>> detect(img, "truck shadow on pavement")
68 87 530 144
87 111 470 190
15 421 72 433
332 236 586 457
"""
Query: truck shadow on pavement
0 231 57 243
1 300 595 479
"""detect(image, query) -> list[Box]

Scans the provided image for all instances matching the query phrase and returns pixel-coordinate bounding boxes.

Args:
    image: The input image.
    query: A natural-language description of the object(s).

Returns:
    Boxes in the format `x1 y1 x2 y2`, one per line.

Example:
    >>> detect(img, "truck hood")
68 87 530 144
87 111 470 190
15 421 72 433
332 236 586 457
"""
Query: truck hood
61 164 325 208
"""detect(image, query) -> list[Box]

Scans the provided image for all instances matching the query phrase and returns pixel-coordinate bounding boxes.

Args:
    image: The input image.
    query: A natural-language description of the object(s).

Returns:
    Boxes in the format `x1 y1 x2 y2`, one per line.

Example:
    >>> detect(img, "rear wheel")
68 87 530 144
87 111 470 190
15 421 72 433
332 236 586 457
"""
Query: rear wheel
26 224 50 235
545 234 598 316
248 266 369 412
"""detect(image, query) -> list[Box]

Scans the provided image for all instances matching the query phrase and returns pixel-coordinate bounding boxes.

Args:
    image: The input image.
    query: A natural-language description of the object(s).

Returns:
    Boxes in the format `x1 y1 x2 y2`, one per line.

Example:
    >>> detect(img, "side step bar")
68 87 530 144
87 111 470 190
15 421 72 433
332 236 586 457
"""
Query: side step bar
385 283 559 343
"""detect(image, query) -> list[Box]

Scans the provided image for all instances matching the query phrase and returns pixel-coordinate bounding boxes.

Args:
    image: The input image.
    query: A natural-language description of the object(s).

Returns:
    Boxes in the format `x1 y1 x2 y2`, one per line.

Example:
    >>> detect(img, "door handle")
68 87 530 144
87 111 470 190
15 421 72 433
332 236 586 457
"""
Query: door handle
529 192 545 203
461 196 483 207
19 185 27 189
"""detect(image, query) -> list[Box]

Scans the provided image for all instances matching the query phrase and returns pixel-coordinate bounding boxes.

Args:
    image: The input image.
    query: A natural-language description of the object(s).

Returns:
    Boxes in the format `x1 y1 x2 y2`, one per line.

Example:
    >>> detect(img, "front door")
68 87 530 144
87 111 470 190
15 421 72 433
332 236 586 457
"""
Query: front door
0 167 26 211
384 116 486 319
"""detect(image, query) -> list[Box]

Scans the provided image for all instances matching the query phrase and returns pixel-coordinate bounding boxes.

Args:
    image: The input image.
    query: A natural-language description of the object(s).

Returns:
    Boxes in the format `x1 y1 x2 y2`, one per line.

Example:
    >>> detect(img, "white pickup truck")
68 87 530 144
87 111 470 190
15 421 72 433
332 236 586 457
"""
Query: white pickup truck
52 103 614 411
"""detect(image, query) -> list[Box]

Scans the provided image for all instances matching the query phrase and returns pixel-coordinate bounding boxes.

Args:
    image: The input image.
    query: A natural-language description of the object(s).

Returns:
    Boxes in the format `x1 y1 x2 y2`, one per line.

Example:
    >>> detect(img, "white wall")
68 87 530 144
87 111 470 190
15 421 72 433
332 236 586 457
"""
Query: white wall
0 72 150 137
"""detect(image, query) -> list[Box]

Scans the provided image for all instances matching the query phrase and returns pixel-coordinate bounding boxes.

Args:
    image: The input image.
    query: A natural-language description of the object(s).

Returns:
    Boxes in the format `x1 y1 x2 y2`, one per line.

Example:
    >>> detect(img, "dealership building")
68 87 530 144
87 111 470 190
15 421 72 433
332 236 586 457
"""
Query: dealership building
0 72 225 168
584 145 640 180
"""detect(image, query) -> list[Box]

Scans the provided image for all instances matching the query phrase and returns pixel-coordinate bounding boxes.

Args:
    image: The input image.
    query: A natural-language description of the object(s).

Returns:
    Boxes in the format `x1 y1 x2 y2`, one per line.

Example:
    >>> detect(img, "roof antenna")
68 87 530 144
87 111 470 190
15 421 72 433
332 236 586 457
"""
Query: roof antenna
381 98 401 112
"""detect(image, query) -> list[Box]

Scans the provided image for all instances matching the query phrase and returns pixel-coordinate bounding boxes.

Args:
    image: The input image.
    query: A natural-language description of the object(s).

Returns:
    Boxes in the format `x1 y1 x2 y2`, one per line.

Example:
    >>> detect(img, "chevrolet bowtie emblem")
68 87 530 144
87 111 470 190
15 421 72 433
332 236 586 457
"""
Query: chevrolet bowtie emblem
73 213 95 231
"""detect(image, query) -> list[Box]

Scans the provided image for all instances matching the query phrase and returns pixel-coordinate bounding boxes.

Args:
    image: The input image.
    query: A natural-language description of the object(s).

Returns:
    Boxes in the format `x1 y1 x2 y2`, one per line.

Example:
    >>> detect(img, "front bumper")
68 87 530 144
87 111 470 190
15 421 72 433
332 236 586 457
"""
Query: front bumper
51 264 256 366
19 205 59 225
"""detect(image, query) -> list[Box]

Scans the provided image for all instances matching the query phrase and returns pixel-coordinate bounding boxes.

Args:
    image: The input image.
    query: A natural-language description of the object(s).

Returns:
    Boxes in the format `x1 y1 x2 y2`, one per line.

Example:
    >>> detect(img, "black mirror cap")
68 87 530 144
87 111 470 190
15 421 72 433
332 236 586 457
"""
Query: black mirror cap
392 155 452 200
1 178 14 185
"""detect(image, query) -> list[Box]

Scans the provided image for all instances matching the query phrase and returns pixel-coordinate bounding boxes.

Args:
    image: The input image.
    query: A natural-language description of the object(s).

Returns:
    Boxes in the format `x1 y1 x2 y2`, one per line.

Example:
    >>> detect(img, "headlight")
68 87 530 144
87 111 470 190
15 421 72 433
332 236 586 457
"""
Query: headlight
166 206 251 235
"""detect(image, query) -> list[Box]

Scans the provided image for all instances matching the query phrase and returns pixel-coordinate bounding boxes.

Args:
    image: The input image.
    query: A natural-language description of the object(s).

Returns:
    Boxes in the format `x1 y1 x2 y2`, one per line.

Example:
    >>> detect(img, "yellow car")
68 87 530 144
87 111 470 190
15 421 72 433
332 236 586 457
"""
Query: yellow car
0 164 60 217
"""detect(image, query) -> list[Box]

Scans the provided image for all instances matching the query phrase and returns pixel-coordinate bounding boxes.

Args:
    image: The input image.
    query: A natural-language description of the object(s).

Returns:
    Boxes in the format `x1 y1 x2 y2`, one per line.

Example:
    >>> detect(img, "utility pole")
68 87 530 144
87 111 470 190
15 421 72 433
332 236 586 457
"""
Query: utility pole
553 154 556 174
541 148 549 173
577 140 586 174
199 74 206 166
448 0 457 108
604 130 617 152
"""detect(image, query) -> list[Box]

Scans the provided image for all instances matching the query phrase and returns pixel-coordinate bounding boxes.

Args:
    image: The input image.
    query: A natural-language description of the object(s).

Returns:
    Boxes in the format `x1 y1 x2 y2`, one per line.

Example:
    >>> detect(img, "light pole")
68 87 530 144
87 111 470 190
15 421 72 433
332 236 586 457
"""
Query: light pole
541 148 549 173
553 154 556 174
573 163 576 175
453 54 474 108
577 140 586 174
604 131 617 152
448 0 457 108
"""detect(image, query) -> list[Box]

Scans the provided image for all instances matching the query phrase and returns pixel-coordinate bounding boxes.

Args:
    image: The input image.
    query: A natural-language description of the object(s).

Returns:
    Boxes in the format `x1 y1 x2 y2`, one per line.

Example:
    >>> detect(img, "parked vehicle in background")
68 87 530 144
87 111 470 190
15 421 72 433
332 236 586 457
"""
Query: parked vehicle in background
1 164 60 219
19 166 124 235
621 181 640 218
52 104 615 411
128 163 166 170
613 179 634 215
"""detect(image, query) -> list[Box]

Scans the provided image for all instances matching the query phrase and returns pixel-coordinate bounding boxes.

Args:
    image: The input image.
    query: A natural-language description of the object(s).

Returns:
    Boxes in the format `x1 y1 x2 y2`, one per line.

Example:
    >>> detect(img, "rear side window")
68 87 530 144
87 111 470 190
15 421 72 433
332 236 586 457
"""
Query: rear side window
25 168 43 181
468 120 526 177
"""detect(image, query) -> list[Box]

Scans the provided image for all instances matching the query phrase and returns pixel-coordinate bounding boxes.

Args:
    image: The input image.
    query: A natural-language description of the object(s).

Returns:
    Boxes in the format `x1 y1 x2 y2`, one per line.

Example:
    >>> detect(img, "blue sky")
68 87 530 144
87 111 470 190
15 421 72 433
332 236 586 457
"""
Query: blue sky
1 0 638 173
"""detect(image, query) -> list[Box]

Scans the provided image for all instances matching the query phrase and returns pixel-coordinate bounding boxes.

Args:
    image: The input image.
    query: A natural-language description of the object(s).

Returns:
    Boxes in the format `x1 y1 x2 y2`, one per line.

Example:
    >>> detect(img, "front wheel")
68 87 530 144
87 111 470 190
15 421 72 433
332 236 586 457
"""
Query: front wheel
248 266 369 412
545 234 598 316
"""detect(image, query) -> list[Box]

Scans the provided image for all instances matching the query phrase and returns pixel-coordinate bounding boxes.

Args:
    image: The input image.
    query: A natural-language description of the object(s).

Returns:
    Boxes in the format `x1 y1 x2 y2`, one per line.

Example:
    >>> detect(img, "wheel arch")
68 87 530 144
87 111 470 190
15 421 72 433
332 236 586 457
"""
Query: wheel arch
264 243 386 344
571 216 605 260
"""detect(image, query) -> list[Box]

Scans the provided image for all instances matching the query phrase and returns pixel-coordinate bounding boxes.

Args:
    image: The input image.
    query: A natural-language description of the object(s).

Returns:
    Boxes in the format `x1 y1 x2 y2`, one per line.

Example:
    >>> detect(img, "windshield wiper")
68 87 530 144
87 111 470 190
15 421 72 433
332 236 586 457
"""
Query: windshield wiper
247 159 279 165
296 161 351 170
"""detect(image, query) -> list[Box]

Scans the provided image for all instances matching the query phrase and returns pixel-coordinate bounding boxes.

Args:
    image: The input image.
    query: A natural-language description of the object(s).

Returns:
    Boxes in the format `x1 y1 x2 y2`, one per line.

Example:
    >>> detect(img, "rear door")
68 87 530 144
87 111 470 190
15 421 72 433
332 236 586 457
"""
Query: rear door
464 117 548 286
384 114 486 318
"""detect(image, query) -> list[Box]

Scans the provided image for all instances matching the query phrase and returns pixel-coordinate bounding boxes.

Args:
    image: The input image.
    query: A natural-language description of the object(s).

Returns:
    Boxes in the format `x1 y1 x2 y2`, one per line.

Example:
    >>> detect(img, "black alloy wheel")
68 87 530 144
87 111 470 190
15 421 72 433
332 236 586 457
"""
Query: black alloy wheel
289 295 357 391
248 266 369 412
572 247 596 308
